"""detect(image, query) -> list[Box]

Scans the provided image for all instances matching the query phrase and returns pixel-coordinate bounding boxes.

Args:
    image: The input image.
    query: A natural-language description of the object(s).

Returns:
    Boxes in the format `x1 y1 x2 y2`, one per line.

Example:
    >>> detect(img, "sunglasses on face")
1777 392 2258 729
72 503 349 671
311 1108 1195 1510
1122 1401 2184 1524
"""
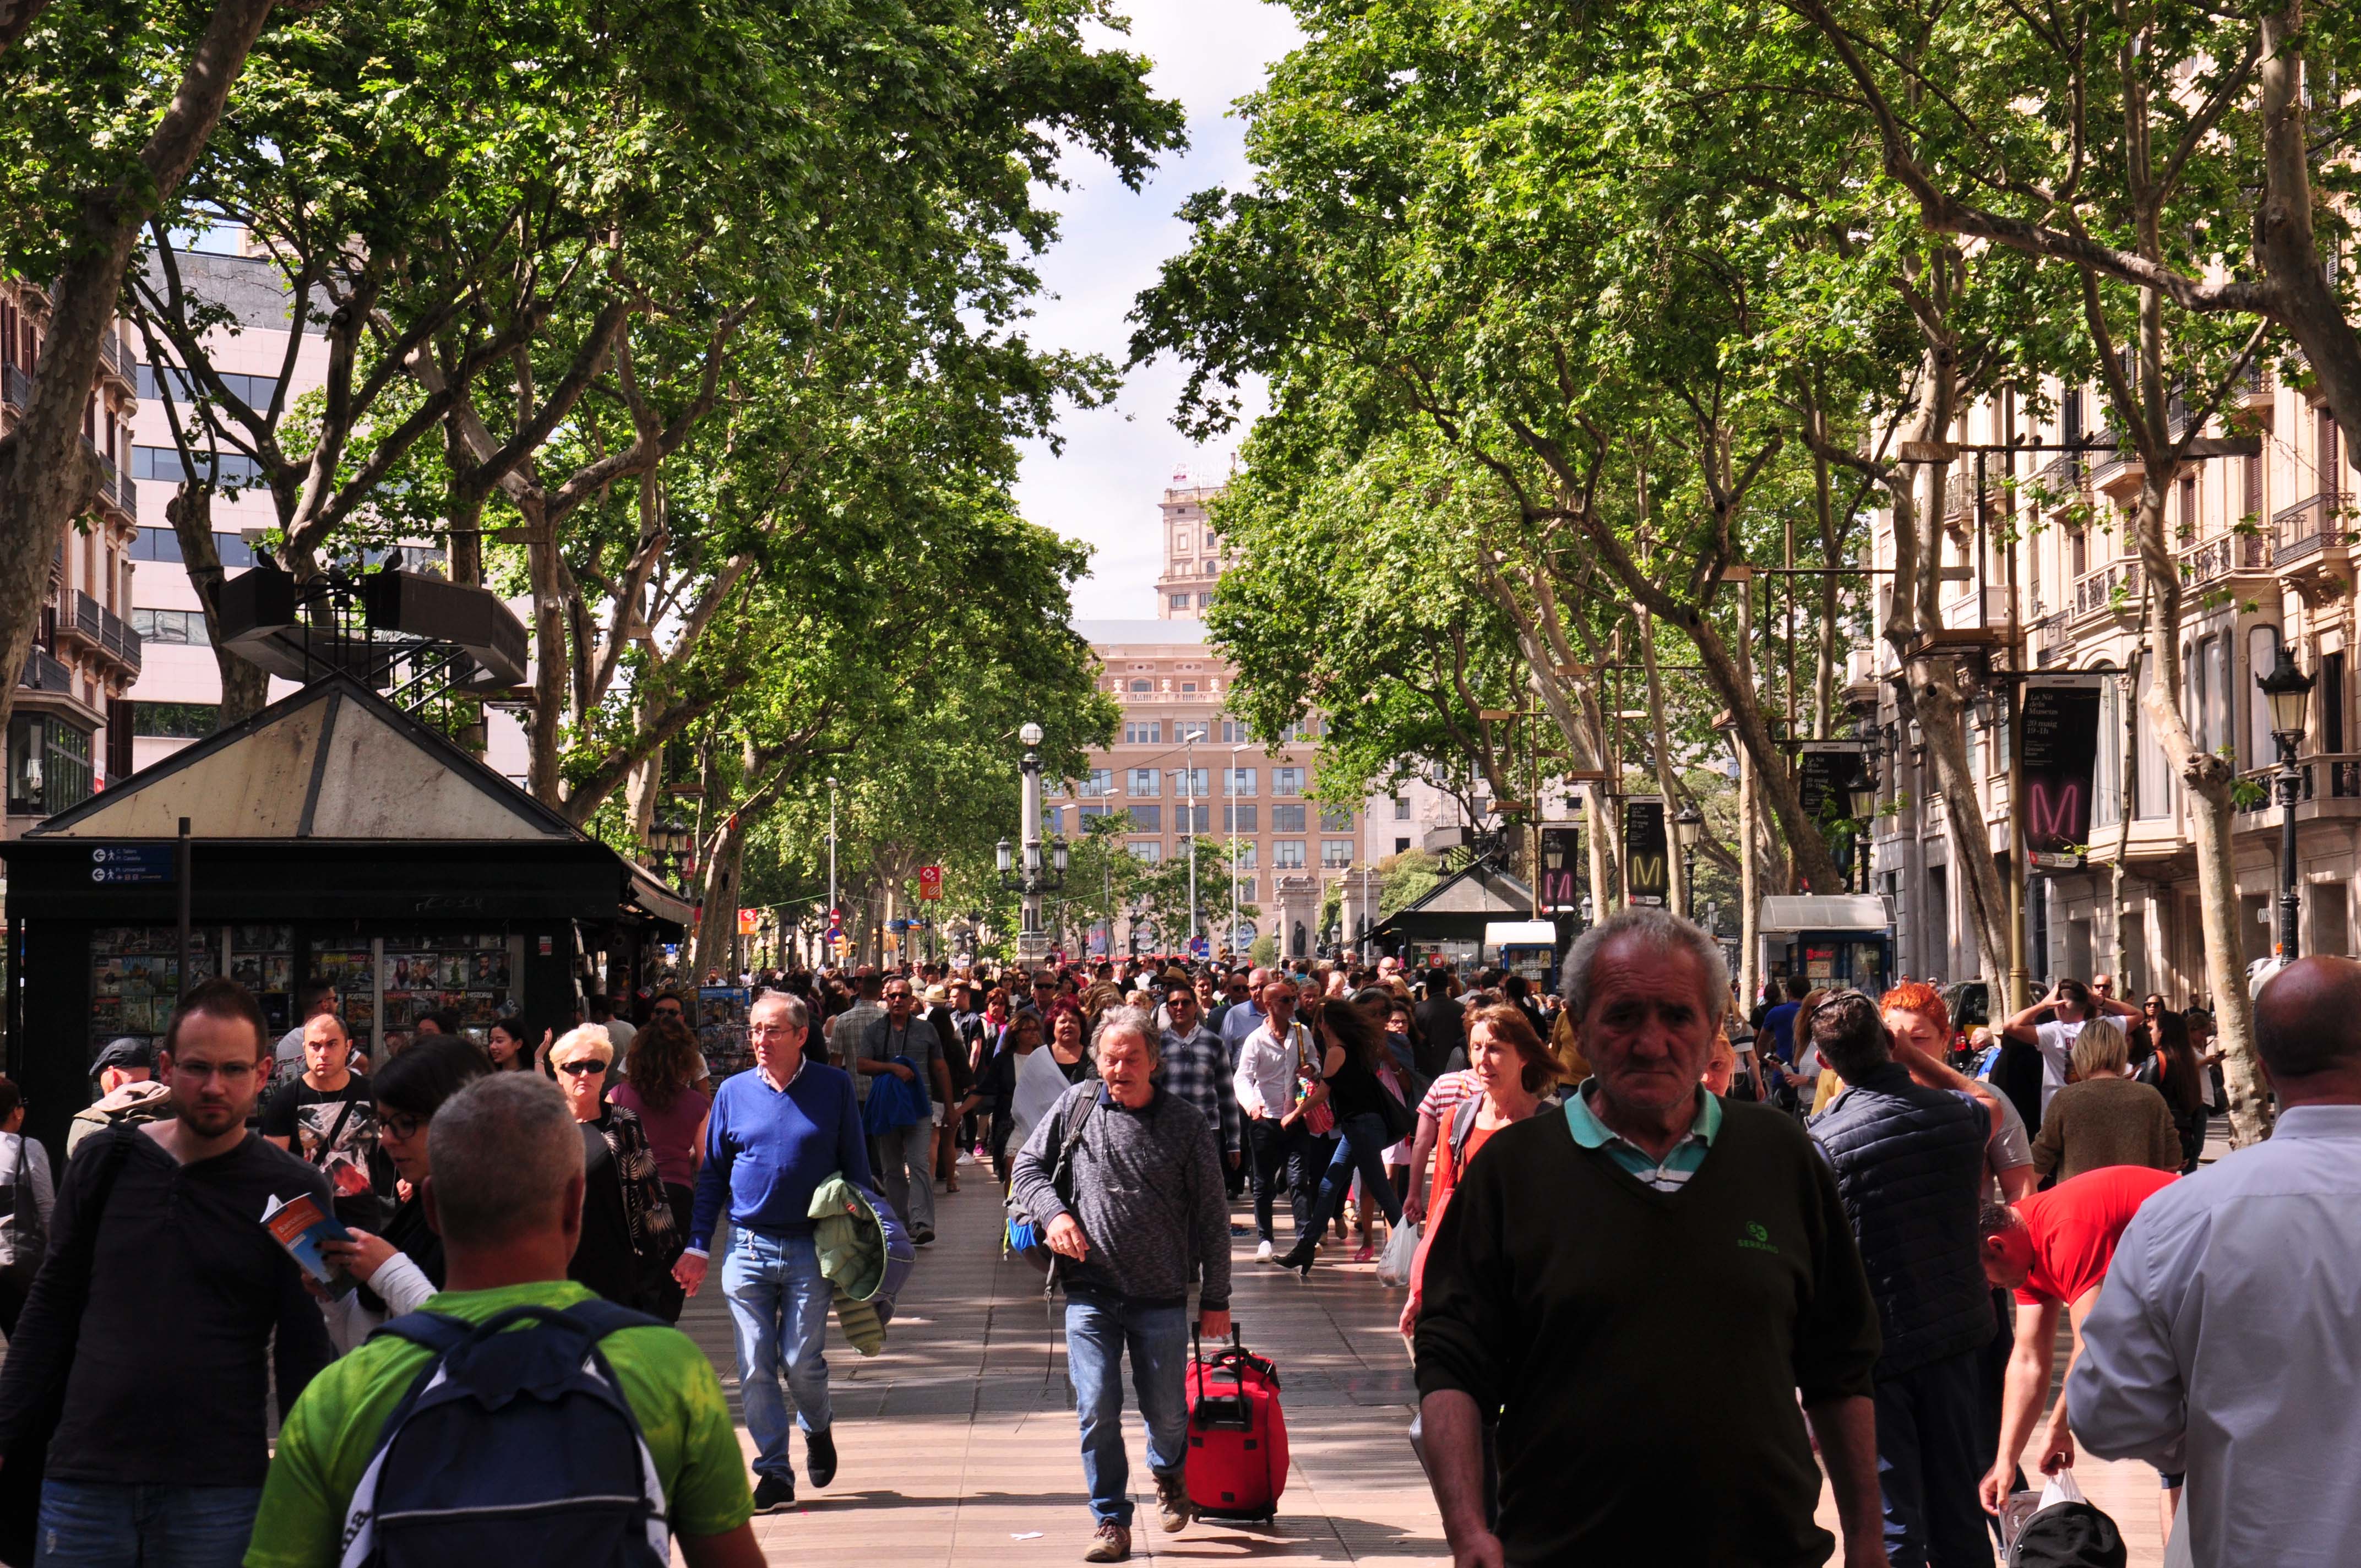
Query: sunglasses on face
556 1060 606 1077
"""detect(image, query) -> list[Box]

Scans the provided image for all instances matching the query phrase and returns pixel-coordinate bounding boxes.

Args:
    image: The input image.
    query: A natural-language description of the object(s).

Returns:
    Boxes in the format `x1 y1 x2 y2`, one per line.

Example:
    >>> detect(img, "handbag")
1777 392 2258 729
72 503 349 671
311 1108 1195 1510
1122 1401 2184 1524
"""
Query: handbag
1293 1026 1337 1137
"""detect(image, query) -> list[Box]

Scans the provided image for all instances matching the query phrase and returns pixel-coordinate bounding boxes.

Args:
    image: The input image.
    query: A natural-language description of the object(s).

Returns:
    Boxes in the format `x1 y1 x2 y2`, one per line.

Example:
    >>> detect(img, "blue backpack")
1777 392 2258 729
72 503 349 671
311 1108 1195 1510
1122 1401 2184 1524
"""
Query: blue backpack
341 1301 670 1568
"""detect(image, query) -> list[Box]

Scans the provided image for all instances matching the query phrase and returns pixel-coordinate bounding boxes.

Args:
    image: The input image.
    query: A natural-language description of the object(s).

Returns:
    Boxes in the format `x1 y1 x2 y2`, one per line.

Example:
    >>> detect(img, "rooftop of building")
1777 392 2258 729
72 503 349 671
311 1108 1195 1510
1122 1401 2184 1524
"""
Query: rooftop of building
140 247 327 336
1073 618 1210 649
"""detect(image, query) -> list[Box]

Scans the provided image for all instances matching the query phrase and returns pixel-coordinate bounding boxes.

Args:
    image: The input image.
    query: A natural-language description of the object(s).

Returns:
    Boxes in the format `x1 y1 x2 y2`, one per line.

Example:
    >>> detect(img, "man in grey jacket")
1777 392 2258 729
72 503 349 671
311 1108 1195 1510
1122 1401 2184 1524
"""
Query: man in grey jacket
1011 1006 1231 1564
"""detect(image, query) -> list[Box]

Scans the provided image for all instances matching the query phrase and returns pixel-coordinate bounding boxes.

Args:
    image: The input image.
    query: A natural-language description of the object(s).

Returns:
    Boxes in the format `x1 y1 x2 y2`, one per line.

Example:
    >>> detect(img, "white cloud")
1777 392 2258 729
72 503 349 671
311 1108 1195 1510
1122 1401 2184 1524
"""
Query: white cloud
1013 0 1300 618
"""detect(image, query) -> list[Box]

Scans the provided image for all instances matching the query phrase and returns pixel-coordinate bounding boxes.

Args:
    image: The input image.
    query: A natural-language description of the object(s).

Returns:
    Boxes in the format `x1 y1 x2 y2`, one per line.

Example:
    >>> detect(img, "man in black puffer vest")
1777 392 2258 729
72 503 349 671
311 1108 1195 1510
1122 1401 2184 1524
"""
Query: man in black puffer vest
1808 990 1997 1568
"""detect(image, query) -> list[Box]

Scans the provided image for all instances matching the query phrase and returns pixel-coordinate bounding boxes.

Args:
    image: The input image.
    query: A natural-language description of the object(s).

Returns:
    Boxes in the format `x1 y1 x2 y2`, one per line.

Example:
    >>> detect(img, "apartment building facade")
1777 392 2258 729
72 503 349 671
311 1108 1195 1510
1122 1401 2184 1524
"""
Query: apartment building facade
1067 473 1360 957
4 282 144 838
124 239 526 783
1865 363 2358 1003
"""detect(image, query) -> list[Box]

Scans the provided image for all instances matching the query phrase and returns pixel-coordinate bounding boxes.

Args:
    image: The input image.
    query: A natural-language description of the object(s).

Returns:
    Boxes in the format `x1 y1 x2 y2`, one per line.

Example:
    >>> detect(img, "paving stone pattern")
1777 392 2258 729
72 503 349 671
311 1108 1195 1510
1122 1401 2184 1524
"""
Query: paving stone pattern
683 1141 2192 1566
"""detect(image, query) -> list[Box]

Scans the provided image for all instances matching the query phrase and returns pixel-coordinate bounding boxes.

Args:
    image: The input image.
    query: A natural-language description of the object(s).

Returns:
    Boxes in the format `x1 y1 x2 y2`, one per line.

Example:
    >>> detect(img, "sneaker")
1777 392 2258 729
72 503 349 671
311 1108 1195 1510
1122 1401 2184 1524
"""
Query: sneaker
1154 1470 1193 1534
1082 1522 1131 1562
752 1474 796 1513
913 1226 937 1246
1255 1238 1274 1262
804 1425 837 1489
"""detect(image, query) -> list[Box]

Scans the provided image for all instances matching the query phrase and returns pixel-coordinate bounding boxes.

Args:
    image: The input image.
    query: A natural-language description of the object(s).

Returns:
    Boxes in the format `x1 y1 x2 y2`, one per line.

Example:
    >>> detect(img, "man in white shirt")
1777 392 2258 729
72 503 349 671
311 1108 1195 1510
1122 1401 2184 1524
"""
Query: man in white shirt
1230 974 1322 1261
2000 977 2140 1114
2070 954 2361 1563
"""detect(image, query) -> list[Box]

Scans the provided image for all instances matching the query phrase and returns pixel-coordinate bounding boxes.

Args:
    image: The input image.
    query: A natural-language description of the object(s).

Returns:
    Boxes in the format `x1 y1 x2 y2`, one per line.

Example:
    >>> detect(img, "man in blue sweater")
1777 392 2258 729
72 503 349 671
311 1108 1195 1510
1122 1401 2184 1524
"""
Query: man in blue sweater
676 991 872 1513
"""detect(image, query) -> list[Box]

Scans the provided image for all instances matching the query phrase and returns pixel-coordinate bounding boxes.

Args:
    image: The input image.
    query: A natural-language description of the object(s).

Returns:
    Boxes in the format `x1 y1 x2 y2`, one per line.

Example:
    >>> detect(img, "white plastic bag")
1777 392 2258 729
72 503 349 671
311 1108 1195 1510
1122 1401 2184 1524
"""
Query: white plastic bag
1375 1220 1421 1287
2001 1469 2085 1554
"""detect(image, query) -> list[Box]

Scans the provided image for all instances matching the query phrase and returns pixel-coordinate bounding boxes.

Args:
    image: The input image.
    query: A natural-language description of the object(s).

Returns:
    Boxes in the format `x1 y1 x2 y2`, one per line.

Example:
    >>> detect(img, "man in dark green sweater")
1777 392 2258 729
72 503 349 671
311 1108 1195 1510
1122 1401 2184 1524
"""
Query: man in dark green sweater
1414 908 1889 1568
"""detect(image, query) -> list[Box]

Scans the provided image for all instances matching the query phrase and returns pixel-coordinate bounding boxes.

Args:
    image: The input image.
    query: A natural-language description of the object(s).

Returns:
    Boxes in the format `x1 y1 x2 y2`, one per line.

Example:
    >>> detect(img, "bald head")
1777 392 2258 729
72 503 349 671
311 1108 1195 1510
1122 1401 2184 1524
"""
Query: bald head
2256 956 2361 1083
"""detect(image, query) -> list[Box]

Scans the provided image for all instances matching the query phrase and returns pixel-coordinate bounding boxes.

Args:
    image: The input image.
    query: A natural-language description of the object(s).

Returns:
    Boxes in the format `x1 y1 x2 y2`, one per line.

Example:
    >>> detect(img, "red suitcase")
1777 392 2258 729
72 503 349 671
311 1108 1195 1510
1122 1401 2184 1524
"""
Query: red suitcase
1184 1326 1289 1522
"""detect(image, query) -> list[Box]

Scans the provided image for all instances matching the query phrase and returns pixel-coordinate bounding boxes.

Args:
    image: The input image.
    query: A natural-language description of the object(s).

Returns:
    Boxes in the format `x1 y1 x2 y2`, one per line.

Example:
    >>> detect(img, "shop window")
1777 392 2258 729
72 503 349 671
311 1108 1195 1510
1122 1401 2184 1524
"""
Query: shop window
8 712 93 816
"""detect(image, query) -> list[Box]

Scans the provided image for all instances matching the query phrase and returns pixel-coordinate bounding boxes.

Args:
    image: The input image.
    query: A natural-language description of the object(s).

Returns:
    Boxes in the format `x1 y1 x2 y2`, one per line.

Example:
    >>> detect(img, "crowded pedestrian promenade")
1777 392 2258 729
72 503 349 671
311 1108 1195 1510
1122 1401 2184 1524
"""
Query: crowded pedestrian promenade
0 943 2310 1568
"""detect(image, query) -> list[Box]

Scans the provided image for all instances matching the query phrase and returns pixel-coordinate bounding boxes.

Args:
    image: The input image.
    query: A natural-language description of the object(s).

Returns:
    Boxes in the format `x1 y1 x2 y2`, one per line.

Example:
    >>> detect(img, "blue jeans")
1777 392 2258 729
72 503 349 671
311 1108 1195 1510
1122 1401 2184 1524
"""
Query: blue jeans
35 1480 263 1568
1874 1348 1994 1568
1064 1295 1189 1527
722 1227 833 1480
1302 1112 1403 1238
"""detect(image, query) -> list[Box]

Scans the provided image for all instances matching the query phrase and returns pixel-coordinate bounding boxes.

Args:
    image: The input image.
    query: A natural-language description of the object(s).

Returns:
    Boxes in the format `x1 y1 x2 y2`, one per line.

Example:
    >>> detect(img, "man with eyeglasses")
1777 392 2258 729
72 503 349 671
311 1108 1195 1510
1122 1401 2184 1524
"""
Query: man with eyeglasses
0 979 333 1568
856 977 951 1245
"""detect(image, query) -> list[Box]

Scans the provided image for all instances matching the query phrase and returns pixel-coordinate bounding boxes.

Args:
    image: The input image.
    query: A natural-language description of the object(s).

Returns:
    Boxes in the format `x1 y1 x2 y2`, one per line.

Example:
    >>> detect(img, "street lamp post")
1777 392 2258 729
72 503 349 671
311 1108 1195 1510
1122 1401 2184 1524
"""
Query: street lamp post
2259 643 2316 962
1000 722 1069 963
1848 774 1880 897
1231 741 1247 960
1185 737 1199 954
826 776 839 954
1672 802 1703 919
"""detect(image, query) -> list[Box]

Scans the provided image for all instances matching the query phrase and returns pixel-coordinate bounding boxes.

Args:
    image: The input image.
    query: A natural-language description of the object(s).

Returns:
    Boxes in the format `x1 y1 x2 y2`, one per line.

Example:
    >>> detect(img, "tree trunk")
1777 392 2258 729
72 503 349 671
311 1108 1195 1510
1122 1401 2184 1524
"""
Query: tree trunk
167 482 270 723
1638 603 1687 913
2255 4 2361 471
0 0 278 738
524 497 567 805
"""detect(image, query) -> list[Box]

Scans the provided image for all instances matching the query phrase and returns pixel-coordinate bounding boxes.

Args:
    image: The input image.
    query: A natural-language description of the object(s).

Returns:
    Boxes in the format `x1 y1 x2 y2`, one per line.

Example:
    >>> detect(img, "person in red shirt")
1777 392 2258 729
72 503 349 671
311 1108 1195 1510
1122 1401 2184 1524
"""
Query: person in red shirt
1975 1164 2178 1515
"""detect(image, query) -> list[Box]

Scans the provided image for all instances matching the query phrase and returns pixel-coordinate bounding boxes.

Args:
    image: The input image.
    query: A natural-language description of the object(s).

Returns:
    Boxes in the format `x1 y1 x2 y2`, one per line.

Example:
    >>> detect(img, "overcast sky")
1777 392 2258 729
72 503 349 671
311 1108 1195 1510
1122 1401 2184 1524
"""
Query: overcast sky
1013 0 1300 620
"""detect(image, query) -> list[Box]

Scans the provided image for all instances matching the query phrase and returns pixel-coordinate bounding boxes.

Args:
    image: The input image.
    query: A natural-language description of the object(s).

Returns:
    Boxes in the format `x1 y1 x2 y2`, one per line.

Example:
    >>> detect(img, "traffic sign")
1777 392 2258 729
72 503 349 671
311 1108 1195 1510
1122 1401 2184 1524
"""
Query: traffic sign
917 864 944 900
1189 935 1210 959
737 907 759 935
89 845 173 885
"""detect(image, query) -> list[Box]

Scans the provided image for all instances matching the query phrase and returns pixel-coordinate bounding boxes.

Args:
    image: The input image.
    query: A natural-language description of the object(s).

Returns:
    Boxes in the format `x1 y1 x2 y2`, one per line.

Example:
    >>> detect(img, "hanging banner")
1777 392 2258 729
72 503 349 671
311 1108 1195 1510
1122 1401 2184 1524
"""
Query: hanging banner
736 907 759 936
2021 673 2104 865
1797 742 1872 820
1538 825 1583 912
1623 796 1668 907
917 864 944 900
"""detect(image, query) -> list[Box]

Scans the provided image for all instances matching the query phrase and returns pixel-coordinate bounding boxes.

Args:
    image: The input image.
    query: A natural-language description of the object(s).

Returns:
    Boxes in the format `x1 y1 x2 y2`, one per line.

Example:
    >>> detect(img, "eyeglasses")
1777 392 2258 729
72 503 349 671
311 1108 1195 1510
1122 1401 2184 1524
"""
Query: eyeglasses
555 1059 607 1077
652 1004 684 1017
381 1111 427 1141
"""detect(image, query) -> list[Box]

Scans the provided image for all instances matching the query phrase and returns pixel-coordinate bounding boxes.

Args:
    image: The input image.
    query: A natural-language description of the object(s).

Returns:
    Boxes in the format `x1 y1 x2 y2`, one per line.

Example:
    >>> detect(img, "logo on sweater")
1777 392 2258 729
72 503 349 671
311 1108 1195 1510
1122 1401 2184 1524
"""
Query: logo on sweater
1738 1221 1779 1255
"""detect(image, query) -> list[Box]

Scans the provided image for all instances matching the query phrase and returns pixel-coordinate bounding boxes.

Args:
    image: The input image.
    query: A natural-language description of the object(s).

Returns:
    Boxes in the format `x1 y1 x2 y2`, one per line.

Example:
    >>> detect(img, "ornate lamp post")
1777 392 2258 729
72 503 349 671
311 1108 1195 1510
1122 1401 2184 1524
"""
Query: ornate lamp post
999 722 1069 963
1848 773 1880 896
649 810 693 884
1672 802 1703 919
2258 644 2316 962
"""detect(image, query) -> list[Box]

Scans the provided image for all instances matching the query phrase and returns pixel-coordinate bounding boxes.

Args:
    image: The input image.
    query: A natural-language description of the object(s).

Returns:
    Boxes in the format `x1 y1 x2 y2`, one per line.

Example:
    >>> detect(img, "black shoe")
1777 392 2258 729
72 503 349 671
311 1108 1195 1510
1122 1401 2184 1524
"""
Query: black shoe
913 1226 937 1246
753 1474 796 1513
1271 1238 1318 1273
804 1426 837 1489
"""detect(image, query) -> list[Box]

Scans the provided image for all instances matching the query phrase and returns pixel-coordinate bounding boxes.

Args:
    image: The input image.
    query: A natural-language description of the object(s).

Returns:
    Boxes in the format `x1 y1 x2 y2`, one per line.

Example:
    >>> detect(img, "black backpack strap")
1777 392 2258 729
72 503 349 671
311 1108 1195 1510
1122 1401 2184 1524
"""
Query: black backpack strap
369 1310 476 1356
559 1299 667 1340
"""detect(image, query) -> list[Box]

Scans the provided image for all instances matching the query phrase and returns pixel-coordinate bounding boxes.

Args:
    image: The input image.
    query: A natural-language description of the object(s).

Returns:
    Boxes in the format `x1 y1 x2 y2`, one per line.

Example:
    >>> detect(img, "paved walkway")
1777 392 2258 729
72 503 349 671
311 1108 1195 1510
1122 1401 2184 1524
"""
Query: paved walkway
683 1151 2196 1566
683 1166 1444 1564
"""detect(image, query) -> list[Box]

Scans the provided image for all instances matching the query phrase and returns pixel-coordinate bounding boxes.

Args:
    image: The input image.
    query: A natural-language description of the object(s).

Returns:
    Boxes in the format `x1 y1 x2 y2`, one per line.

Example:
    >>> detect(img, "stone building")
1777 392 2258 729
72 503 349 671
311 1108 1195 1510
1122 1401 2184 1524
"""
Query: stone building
1864 366 2355 1003
4 282 143 836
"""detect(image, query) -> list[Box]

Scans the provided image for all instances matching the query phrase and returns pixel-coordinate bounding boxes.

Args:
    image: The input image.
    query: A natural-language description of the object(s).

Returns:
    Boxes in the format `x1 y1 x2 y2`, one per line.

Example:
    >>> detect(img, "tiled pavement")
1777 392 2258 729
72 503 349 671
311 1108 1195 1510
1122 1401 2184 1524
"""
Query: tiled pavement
683 1138 2205 1566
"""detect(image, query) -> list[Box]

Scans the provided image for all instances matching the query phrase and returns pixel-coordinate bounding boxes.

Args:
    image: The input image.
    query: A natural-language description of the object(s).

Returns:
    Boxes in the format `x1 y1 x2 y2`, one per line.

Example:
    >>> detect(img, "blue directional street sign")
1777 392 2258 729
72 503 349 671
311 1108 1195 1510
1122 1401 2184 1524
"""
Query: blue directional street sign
88 845 174 885
1189 935 1210 959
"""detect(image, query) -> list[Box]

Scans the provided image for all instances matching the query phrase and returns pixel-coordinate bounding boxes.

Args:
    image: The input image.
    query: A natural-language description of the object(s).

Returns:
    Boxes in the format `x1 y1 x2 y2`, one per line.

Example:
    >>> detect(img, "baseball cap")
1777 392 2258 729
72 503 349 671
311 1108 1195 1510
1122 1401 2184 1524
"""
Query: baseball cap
91 1037 153 1077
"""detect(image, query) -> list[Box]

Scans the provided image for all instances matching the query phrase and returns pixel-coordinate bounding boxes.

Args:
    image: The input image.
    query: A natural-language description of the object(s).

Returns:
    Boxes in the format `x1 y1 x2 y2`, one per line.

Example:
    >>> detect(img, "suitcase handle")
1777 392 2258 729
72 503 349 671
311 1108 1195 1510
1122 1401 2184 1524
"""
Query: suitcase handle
1192 1324 1258 1431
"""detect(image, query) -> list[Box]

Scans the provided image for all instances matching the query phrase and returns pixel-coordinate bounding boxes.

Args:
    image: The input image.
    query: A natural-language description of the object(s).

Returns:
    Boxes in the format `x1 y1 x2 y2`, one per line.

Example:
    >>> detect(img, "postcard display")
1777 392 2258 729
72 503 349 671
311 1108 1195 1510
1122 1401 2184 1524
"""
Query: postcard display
90 928 520 1060
327 933 521 1051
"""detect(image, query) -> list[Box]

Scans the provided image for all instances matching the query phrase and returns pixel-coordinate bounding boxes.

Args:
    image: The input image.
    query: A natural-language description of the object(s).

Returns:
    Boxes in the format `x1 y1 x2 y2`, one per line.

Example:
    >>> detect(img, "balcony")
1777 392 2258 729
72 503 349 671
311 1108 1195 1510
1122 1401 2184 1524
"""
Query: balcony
2037 451 2087 505
2273 492 2343 565
2071 556 2143 619
2182 530 2268 589
2234 754 2361 827
95 330 135 390
1941 471 2007 521
56 592 143 677
1940 585 2019 630
82 439 136 520
16 646 70 694
2236 361 2275 409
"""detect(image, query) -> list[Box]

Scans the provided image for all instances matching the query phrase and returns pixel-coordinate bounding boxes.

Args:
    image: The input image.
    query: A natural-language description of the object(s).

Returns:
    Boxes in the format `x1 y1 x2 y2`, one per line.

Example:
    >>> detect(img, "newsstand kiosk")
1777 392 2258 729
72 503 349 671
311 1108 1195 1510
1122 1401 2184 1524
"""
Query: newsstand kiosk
2 672 689 1156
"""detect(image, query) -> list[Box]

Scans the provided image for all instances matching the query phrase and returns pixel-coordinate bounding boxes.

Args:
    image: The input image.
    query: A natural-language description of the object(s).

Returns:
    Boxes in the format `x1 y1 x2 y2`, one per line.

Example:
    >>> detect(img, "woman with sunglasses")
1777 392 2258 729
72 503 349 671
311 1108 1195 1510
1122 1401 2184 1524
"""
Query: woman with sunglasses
316 1036 489 1350
550 1026 674 1313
